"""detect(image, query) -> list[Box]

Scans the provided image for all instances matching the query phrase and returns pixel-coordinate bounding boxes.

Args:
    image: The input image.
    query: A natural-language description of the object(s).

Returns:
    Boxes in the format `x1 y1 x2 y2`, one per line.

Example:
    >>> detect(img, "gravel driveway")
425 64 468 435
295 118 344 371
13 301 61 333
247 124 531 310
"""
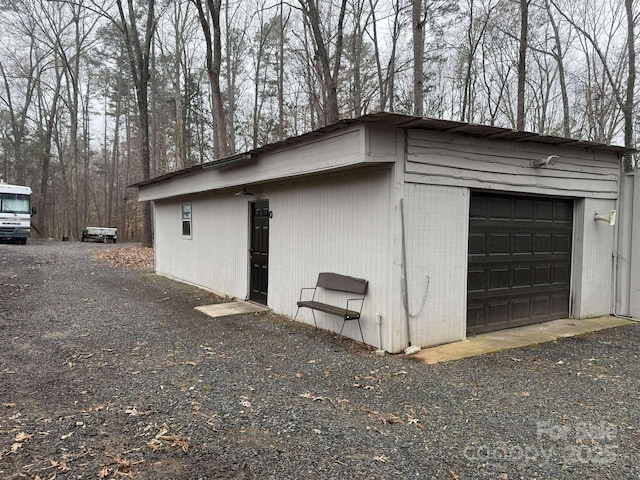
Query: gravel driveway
1 241 639 479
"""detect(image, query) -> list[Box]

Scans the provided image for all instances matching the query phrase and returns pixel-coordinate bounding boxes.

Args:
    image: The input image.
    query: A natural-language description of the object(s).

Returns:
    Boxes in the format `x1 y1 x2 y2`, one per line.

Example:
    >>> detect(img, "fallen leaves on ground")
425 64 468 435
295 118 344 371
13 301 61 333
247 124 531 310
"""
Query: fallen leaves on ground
100 454 143 479
125 407 152 417
299 392 330 402
14 432 32 442
94 246 154 270
10 431 32 453
148 424 190 452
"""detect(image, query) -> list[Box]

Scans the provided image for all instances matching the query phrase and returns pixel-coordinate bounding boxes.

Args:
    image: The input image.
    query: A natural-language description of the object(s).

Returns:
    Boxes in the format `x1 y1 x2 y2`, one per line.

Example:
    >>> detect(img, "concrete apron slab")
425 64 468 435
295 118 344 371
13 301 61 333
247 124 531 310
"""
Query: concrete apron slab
410 316 635 364
195 301 269 318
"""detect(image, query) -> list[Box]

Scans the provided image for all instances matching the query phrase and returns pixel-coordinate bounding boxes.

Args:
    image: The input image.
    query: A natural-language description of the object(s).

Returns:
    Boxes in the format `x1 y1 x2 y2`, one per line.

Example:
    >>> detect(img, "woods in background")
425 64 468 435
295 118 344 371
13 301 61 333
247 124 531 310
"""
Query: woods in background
0 0 638 242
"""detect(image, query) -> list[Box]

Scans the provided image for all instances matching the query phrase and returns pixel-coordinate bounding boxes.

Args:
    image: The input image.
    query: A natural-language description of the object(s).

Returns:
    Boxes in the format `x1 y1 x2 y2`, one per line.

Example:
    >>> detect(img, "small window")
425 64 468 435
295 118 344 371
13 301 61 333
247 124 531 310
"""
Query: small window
182 203 192 238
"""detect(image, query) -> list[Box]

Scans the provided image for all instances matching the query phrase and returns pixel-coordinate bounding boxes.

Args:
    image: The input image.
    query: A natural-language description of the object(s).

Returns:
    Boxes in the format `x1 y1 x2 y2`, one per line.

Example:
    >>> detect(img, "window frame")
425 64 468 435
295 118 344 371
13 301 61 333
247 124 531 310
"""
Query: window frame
181 202 192 239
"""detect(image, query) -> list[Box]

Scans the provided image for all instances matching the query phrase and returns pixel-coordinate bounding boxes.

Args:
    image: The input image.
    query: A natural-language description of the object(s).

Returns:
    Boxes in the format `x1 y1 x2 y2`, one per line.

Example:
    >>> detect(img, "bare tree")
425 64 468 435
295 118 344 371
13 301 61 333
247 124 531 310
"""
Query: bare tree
0 49 38 186
298 0 348 125
368 0 403 112
623 0 635 171
516 0 529 130
551 0 634 159
460 0 496 122
412 0 425 117
113 0 157 247
190 0 230 158
544 0 572 137
34 57 64 237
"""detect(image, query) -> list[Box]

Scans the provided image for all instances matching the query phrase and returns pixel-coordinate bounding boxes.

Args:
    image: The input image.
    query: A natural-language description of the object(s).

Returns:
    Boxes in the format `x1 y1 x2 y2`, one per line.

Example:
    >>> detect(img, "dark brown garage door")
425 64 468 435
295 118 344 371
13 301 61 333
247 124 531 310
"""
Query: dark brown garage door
467 192 573 334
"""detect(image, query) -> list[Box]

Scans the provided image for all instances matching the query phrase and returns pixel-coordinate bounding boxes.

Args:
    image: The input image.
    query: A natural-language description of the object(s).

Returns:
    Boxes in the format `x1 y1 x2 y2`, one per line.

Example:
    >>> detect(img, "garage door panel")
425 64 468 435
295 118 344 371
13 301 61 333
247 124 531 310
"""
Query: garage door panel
467 269 485 292
491 197 511 218
551 294 570 316
514 198 534 220
536 200 554 221
535 234 553 252
469 195 488 218
513 267 531 287
514 233 532 253
554 234 571 253
467 304 485 328
512 299 531 320
489 268 510 290
533 265 551 285
488 302 509 324
553 264 570 283
467 192 573 334
490 233 510 254
555 202 573 222
468 233 486 255
532 296 551 317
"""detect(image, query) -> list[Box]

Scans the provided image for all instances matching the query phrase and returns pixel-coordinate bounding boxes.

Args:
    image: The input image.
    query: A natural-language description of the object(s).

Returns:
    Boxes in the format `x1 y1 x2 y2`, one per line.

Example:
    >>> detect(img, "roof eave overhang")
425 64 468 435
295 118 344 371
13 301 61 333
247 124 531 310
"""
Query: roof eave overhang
130 112 636 190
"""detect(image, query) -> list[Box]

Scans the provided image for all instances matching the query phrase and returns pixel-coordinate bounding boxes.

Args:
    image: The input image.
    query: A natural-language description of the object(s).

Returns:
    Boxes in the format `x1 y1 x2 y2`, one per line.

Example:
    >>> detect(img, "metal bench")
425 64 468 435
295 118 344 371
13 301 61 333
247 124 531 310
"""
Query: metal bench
294 272 368 344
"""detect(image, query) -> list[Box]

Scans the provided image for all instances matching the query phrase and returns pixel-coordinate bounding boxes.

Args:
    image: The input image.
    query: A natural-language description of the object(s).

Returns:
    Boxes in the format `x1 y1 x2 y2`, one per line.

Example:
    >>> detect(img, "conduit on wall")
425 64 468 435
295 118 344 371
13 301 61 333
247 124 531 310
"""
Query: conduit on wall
399 198 431 349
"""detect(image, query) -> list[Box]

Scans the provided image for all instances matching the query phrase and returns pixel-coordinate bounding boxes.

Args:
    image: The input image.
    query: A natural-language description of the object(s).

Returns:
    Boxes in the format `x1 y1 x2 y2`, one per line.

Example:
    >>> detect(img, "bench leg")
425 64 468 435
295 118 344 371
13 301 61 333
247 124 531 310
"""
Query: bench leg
357 319 365 344
338 319 365 345
338 319 347 337
294 307 318 329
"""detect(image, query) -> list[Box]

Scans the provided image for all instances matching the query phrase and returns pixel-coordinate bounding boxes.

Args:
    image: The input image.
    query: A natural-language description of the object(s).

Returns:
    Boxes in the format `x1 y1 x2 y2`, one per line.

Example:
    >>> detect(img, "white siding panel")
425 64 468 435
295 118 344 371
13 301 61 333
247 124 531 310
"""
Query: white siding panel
402 184 468 346
267 168 394 349
140 128 367 202
406 129 619 199
572 198 616 318
154 194 250 299
616 170 640 319
616 174 634 315
154 167 395 350
366 125 399 160
630 172 640 318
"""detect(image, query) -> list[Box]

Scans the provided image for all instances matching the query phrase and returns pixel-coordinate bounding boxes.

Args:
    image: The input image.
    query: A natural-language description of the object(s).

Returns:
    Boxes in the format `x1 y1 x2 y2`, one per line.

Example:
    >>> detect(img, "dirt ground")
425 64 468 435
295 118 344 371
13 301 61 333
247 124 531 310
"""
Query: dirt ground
1 241 639 479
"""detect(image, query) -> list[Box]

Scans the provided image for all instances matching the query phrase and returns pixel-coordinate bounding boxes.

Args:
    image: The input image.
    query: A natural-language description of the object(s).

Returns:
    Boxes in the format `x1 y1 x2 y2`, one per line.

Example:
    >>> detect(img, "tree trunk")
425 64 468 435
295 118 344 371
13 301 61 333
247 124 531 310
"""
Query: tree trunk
516 0 529 131
278 0 286 139
298 0 347 125
115 0 156 247
191 0 230 159
412 0 424 117
623 0 635 171
545 0 570 138
38 61 63 237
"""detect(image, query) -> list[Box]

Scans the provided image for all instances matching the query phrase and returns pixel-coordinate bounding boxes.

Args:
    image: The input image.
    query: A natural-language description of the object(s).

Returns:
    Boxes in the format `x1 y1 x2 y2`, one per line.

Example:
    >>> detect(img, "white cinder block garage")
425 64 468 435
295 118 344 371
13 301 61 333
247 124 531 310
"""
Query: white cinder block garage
135 112 635 353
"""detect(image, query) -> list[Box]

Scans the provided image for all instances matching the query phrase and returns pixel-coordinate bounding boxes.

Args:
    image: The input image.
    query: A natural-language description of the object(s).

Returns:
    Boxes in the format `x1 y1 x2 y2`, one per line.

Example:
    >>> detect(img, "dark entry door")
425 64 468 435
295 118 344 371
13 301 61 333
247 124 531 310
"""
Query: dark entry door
250 200 269 304
467 192 573 334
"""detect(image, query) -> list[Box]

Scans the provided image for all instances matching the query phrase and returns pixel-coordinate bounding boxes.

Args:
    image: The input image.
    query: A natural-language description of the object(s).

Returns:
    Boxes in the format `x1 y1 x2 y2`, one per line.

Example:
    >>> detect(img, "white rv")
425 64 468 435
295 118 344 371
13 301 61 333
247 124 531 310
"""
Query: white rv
0 182 33 245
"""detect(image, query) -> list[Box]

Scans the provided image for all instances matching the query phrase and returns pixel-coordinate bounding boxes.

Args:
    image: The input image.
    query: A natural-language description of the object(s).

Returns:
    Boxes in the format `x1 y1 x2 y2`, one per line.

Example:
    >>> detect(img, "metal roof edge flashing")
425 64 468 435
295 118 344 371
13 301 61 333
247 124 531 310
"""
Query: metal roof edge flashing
131 112 636 190
203 152 253 170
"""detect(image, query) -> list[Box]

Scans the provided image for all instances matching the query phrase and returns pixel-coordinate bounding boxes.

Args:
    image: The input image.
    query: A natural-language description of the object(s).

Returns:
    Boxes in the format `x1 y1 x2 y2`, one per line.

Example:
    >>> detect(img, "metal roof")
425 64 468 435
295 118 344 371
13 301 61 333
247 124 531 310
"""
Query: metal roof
131 112 634 188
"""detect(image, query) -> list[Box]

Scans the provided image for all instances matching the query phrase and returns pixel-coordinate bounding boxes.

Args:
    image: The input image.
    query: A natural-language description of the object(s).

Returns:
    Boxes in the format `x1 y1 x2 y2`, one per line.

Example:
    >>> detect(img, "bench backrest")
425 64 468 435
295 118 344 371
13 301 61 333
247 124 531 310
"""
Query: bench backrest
316 272 368 295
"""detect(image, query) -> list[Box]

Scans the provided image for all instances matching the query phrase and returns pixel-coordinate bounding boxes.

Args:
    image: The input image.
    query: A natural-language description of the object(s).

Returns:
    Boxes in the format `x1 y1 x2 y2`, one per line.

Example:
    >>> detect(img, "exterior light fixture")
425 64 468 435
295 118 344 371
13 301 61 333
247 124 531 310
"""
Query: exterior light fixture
532 155 559 168
594 210 617 226
235 187 254 197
